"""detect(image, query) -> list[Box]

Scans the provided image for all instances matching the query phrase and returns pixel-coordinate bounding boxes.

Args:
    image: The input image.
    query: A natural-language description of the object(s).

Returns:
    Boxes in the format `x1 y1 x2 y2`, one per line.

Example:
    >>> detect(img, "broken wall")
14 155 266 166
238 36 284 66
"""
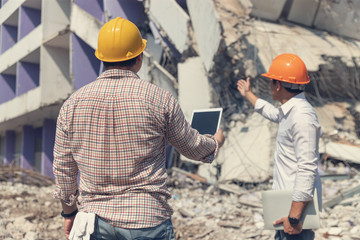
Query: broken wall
244 0 360 41
64 0 360 184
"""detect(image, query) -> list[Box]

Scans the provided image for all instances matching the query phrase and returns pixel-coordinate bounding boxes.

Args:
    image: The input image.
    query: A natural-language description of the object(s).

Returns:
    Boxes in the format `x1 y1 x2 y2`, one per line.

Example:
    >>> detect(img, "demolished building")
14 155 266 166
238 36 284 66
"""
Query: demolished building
0 0 359 187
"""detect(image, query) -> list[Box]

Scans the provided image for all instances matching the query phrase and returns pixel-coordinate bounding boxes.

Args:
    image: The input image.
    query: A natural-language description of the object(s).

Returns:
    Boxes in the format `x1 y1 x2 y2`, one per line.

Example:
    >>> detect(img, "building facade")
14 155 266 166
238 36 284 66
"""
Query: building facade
0 0 180 177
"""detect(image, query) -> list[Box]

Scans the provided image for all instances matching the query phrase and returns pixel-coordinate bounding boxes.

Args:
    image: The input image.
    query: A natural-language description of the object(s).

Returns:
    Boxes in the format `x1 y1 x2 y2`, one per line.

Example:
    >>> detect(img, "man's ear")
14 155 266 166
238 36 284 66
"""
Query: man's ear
276 80 282 92
137 53 143 63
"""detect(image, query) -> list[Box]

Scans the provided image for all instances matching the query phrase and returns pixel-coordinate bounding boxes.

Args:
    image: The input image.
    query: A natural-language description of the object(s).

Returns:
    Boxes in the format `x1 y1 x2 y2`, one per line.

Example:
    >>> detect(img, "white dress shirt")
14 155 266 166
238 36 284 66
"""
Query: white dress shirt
255 93 322 206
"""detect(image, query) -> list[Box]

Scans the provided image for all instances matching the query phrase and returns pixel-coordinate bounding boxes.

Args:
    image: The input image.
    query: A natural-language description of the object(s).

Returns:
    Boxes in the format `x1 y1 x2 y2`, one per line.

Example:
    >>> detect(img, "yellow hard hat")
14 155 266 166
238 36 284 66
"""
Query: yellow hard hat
95 17 147 62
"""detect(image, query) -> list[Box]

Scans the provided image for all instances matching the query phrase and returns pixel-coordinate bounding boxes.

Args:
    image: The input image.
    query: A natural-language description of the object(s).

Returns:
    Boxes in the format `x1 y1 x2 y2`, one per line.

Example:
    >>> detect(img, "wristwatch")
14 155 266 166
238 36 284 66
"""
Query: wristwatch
288 216 300 226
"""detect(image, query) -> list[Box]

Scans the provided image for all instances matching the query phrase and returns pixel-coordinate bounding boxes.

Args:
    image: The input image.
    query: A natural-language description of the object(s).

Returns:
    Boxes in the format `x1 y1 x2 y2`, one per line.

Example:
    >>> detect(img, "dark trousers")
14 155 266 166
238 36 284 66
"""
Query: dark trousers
275 229 315 240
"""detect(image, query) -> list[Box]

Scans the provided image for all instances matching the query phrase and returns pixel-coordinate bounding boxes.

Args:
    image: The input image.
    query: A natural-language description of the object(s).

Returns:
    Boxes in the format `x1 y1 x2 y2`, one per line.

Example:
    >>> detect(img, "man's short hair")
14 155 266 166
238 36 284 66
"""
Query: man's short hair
272 79 304 94
103 54 140 69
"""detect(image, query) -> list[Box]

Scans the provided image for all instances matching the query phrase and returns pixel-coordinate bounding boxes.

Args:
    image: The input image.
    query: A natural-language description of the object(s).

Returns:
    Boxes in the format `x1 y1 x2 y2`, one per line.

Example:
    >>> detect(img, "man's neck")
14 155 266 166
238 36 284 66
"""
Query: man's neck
105 66 135 72
279 92 298 105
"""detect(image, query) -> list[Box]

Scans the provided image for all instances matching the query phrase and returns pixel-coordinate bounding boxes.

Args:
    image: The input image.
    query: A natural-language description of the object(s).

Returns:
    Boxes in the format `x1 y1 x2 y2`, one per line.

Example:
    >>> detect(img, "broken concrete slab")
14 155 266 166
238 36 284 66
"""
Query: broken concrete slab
314 0 360 41
238 0 253 15
213 0 246 47
145 0 191 53
177 57 215 171
148 20 182 60
246 20 360 73
323 184 360 209
314 102 356 137
197 163 218 184
287 0 319 27
138 51 178 98
249 0 287 22
218 112 274 183
186 0 223 72
178 57 212 120
323 141 360 165
144 33 163 64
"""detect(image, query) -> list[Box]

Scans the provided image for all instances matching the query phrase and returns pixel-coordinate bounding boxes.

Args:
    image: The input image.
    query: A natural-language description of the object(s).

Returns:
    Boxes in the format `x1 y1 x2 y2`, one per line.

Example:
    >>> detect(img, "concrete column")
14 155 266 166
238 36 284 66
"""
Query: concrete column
21 125 35 170
4 130 15 165
41 119 56 178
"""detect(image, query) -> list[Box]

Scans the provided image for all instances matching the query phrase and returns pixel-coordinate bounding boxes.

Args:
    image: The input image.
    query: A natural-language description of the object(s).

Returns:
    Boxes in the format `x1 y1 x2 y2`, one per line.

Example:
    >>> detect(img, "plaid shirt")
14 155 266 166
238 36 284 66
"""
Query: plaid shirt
53 69 218 228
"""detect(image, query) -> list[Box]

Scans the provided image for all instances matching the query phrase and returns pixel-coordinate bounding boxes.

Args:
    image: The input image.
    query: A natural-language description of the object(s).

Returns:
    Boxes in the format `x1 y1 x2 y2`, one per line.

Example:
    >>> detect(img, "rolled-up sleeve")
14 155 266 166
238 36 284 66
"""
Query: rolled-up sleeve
291 113 321 202
164 95 218 163
53 104 79 206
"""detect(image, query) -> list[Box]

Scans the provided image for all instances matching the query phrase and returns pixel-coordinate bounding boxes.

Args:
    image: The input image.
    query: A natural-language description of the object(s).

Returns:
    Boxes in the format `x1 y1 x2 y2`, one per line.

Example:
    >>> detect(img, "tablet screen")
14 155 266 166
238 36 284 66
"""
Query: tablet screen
190 108 222 135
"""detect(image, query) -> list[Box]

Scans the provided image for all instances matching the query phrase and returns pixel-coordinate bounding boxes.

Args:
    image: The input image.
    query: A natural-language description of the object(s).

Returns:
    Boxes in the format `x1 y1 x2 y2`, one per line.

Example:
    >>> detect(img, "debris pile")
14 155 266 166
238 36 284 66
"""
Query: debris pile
143 0 360 188
0 164 54 187
1 0 360 239
0 166 359 240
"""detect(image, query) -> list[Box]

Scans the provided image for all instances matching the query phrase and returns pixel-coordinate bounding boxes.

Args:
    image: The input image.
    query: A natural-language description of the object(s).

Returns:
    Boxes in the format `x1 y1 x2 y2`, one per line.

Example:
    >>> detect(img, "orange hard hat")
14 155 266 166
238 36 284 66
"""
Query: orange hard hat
261 53 310 85
95 17 147 62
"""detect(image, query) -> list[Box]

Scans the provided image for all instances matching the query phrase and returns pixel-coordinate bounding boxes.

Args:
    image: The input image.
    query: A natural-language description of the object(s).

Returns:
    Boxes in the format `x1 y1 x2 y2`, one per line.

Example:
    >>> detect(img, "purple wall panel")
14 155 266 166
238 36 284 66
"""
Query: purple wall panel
22 125 35 170
1 0 8 7
17 62 39 96
74 0 104 22
42 119 56 178
19 6 41 40
34 127 42 172
176 0 188 11
1 24 18 53
0 74 16 103
72 33 100 90
104 0 145 25
4 130 15 165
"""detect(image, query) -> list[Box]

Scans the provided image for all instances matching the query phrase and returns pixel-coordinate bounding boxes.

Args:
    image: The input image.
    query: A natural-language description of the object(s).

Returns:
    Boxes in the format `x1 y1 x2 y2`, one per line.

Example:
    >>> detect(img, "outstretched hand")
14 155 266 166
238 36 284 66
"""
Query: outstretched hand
237 77 251 97
236 77 258 107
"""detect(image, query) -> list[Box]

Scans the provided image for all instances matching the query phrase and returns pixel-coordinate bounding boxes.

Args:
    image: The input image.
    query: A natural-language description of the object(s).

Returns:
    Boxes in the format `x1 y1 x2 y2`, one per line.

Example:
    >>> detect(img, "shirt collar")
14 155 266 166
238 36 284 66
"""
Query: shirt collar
98 69 139 80
279 92 306 118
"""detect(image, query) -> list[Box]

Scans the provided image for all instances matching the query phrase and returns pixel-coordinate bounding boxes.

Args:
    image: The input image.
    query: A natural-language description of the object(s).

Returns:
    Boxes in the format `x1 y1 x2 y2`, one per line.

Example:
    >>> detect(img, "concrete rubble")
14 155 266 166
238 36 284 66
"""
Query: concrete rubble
143 0 360 189
2 0 360 239
140 0 360 238
144 0 191 54
1 166 360 240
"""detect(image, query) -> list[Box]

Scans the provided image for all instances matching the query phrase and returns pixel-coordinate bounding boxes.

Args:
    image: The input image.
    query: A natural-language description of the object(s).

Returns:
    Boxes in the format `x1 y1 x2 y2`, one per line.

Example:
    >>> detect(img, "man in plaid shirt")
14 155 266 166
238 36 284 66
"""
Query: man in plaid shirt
53 17 225 239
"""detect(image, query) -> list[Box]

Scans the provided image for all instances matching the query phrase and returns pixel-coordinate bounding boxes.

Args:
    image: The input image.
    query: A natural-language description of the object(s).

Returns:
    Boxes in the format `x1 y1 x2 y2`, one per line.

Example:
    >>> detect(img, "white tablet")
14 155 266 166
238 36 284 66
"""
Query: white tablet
262 188 320 230
190 108 223 135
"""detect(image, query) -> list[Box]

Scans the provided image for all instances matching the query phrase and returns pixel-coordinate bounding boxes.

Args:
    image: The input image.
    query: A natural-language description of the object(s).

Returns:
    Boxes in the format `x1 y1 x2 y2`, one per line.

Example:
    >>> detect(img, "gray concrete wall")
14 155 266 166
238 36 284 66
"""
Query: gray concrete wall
314 0 360 41
145 0 190 53
250 0 287 21
287 0 319 26
187 0 222 72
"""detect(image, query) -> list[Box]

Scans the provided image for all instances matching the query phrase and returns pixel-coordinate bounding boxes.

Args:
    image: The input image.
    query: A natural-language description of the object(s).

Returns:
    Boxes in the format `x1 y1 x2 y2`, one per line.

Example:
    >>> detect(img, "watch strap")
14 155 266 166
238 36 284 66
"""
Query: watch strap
288 216 300 226
61 209 78 218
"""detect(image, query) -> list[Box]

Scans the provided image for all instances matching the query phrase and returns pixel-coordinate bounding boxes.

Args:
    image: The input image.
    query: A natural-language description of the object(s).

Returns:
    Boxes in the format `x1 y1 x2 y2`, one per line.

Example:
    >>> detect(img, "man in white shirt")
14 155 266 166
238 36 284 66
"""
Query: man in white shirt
237 53 322 240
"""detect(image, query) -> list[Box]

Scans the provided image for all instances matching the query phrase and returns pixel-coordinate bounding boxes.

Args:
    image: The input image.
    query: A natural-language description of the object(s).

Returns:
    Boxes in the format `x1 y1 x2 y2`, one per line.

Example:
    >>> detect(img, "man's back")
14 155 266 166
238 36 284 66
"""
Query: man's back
55 69 173 228
54 69 219 229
